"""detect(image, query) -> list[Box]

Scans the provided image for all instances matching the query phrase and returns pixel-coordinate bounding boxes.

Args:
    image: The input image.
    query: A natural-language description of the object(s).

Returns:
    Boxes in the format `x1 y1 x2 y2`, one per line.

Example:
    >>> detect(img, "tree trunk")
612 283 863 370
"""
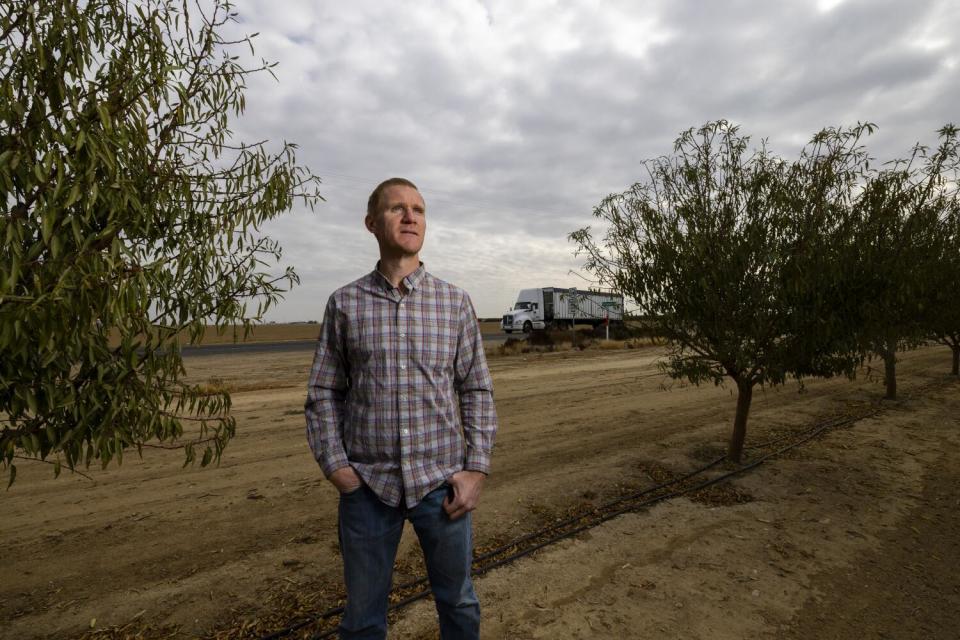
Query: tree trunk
728 379 754 463
952 345 959 376
883 349 897 400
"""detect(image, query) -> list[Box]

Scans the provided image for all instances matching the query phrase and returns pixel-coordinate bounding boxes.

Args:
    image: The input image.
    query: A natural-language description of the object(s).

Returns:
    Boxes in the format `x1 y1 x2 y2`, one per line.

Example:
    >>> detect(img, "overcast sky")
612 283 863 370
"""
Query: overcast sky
220 0 959 321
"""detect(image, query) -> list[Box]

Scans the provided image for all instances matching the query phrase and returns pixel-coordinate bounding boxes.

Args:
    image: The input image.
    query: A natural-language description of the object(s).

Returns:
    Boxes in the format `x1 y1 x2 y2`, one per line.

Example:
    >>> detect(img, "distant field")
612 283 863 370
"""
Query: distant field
107 323 323 346
110 320 638 347
192 323 322 344
478 321 501 335
113 321 506 347
230 322 505 343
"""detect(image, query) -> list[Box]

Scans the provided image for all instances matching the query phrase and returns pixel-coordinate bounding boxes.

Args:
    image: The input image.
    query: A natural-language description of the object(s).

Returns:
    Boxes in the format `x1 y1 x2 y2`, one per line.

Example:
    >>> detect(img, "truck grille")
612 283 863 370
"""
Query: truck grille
502 315 512 326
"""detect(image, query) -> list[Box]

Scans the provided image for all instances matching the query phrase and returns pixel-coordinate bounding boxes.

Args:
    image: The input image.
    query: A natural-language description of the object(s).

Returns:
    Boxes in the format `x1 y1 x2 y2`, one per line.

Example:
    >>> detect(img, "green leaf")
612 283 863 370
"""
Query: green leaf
41 213 55 244
96 103 111 130
26 391 38 414
65 182 81 208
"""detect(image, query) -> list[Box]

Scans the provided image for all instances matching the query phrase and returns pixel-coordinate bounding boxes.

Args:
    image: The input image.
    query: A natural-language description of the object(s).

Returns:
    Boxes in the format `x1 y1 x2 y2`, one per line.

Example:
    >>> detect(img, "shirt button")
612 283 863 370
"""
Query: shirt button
400 364 407 370
401 429 409 436
399 332 406 338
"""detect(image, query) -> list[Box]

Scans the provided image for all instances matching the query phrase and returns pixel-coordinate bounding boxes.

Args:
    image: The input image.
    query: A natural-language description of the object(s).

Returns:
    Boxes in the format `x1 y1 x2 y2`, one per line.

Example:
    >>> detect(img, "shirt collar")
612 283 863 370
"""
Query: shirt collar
372 262 426 292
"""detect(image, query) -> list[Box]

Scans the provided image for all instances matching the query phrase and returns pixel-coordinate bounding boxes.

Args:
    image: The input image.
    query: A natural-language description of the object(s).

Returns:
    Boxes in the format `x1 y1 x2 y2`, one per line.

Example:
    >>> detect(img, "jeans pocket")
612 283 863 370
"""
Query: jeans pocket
340 485 363 497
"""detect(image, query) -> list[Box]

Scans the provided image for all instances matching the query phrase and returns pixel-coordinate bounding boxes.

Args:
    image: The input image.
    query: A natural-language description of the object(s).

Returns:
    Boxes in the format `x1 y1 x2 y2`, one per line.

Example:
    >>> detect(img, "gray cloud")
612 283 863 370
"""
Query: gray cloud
219 0 960 320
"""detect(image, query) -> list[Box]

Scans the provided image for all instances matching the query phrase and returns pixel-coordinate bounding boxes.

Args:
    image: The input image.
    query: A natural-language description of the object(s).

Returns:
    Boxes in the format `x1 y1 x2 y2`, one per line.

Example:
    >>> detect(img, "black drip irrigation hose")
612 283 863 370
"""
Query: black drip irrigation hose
744 409 870 451
457 406 885 595
260 454 727 640
265 405 883 640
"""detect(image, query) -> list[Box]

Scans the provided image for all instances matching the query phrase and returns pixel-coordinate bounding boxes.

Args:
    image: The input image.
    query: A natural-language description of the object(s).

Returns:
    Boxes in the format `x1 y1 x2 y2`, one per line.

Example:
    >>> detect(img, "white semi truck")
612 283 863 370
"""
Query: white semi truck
500 287 624 334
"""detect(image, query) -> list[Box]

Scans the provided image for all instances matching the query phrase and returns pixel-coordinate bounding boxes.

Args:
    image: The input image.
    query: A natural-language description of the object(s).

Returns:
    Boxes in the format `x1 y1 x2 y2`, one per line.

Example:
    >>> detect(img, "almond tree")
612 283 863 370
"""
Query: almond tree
0 0 322 485
844 126 958 398
931 197 960 375
923 127 960 376
571 121 871 462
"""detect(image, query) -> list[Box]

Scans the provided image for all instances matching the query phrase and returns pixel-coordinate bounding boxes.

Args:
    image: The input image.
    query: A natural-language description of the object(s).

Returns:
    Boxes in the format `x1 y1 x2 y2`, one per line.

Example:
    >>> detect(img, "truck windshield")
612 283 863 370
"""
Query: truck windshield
514 302 532 310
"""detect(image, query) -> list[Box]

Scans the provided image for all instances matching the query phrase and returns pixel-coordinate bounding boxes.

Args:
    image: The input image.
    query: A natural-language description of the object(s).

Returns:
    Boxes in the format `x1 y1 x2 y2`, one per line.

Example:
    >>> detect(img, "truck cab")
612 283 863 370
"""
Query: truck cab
501 288 545 333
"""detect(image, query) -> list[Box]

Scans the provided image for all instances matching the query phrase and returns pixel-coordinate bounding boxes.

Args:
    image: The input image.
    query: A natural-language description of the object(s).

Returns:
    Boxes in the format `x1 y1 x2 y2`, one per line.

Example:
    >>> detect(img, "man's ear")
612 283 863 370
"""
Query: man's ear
365 214 377 234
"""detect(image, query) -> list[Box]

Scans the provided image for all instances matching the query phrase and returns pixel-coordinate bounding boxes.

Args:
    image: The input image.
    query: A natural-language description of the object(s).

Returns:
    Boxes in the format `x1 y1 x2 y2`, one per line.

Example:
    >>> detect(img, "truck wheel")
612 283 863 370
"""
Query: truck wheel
523 321 532 334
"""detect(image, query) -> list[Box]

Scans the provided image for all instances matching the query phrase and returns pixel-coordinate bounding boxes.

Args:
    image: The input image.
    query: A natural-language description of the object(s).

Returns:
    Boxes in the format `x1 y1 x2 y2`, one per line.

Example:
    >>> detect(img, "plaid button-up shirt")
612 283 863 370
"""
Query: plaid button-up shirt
305 264 497 508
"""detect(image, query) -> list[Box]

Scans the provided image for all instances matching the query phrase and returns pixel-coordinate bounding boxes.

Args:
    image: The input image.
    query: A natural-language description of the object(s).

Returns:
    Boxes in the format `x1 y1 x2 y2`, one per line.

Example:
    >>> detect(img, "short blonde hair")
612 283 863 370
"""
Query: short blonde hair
367 178 419 217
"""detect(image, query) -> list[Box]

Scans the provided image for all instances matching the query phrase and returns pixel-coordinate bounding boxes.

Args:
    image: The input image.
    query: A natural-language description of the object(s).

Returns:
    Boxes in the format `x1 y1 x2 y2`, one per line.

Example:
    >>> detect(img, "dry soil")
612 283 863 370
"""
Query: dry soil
2 344 957 639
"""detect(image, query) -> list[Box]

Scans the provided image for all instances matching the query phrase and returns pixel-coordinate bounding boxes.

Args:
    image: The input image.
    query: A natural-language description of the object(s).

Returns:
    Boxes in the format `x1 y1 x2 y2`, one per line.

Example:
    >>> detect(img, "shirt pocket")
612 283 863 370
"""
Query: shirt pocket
346 317 388 369
412 315 458 375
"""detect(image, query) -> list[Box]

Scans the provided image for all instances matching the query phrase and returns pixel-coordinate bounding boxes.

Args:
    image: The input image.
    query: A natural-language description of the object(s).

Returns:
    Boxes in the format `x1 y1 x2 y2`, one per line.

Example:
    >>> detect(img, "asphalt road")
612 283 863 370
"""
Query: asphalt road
181 333 516 357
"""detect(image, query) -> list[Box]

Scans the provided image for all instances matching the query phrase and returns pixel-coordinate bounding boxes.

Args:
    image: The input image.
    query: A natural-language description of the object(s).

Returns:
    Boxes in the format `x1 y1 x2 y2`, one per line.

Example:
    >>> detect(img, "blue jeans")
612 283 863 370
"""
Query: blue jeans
337 483 480 640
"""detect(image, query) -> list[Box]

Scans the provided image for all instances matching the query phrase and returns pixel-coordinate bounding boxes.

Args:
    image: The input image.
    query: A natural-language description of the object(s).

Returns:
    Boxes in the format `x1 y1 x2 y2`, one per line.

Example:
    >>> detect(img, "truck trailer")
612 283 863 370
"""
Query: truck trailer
501 287 624 333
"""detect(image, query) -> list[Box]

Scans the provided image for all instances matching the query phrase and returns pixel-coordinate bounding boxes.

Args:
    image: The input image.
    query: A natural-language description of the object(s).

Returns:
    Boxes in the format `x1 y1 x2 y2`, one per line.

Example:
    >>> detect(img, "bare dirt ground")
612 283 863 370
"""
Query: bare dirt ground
2 343 958 639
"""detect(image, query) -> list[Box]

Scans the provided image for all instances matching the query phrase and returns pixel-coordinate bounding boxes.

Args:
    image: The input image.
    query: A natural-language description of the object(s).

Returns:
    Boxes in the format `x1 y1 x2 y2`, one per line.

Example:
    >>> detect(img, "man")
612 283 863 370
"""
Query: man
305 177 497 639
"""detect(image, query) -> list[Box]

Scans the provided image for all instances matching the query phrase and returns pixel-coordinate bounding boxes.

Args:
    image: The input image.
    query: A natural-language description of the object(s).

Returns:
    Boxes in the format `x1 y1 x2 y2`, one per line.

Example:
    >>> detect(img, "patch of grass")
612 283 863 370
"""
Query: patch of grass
597 339 628 350
490 338 528 357
195 376 228 394
193 377 296 394
487 333 665 358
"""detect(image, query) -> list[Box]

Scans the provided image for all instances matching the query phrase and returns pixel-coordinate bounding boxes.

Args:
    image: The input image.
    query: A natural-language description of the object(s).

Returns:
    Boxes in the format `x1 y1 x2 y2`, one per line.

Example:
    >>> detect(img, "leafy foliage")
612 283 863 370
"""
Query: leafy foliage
1 0 322 485
842 125 960 396
929 186 960 375
571 121 873 461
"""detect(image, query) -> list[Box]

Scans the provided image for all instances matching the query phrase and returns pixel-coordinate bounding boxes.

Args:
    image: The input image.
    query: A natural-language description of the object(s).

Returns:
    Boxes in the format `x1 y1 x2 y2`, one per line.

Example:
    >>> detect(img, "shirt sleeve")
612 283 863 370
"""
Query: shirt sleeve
305 294 351 477
454 293 498 474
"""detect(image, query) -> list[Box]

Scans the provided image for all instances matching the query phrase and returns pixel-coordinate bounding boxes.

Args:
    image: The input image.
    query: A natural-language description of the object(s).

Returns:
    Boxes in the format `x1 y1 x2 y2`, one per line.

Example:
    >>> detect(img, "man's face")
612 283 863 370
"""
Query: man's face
366 184 426 258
